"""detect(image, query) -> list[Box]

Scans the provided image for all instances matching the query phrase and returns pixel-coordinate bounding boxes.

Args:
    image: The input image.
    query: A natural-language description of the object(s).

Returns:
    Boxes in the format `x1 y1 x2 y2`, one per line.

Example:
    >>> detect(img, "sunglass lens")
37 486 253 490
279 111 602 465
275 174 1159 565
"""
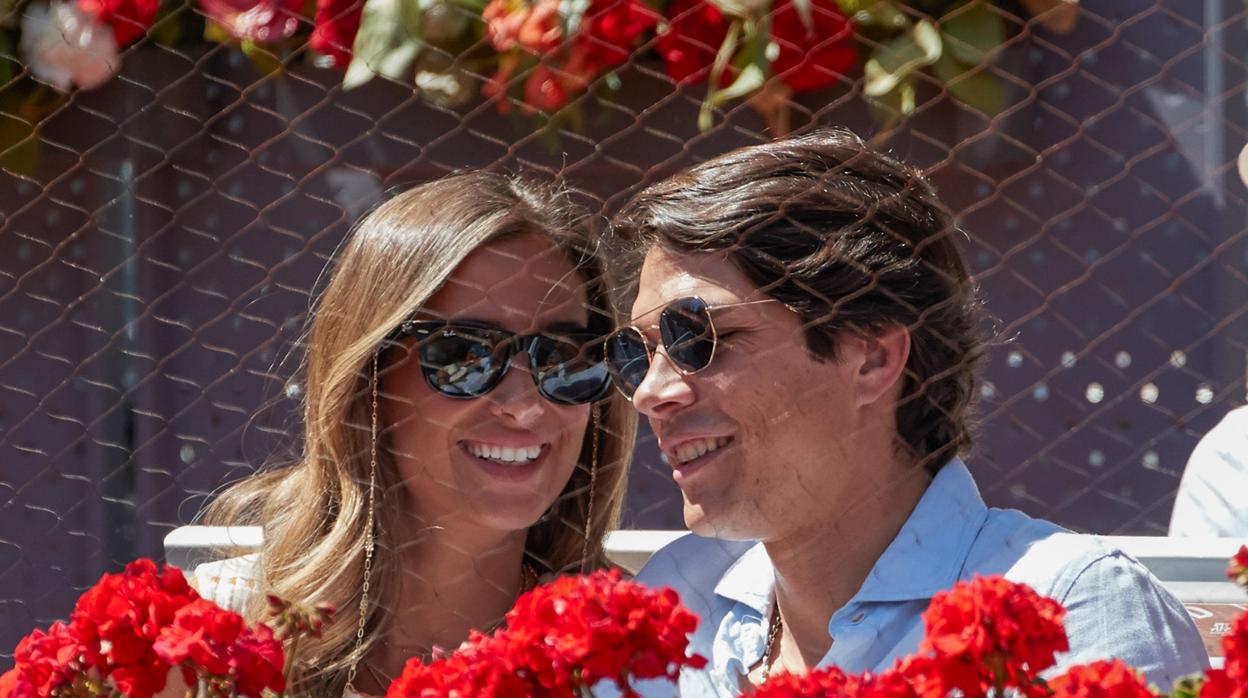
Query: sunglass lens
531 336 611 405
419 328 505 398
660 297 714 372
605 329 651 398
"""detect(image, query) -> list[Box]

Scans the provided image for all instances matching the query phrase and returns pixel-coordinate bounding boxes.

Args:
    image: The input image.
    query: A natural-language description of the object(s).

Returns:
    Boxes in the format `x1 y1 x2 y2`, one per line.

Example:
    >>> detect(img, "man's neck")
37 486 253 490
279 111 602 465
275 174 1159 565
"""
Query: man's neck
764 460 932 667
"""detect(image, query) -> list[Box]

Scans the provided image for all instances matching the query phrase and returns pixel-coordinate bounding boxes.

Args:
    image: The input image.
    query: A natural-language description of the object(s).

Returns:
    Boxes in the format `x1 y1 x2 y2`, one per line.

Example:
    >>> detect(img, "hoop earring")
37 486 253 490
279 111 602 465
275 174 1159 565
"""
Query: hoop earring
345 353 379 696
580 402 601 574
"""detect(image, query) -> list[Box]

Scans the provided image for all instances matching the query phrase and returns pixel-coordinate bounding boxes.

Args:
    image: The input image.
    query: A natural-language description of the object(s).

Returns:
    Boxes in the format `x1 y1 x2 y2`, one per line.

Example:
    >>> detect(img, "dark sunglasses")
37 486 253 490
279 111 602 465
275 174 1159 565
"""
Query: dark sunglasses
389 320 612 405
604 296 779 399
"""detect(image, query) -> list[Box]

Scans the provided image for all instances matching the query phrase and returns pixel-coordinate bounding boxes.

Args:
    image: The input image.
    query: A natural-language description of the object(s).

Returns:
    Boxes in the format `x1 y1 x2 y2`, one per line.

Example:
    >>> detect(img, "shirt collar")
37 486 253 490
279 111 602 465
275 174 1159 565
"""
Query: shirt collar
852 457 988 602
713 540 773 615
710 457 988 611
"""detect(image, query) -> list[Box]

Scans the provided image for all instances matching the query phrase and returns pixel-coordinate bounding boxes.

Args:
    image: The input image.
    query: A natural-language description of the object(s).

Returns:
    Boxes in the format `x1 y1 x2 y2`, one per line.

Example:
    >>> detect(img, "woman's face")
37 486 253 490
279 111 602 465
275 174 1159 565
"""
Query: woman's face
380 234 594 539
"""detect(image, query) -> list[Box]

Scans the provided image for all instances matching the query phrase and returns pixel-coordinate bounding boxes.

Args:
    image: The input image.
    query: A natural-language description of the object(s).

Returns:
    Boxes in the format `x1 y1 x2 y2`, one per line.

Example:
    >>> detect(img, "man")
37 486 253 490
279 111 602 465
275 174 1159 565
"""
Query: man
607 130 1208 697
1170 405 1248 536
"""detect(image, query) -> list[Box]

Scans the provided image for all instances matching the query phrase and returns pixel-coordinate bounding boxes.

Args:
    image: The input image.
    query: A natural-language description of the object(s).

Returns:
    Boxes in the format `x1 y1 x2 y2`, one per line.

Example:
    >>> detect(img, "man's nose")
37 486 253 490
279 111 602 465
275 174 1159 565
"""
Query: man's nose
631 348 696 420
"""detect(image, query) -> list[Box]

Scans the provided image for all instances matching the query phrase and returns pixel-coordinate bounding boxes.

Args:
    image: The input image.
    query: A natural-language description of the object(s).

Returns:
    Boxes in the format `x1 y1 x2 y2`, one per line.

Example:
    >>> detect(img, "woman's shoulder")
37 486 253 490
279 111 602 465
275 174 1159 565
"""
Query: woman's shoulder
192 553 262 614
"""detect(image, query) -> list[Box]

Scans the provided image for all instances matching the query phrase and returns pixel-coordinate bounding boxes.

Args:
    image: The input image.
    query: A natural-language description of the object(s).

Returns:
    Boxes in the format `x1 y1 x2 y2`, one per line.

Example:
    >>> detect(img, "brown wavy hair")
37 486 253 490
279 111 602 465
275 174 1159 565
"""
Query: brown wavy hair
613 129 984 473
201 172 635 695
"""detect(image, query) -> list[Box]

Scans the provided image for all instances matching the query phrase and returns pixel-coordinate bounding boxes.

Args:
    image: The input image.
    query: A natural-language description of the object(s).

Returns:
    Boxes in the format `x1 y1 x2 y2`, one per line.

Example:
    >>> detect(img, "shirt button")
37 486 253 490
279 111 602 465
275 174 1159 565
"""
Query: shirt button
850 612 866 624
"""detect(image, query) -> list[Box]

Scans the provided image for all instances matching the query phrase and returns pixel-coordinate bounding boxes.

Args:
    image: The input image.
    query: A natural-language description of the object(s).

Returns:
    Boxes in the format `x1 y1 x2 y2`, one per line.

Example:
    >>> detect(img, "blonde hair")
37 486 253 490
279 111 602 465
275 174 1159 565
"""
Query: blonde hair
201 172 636 694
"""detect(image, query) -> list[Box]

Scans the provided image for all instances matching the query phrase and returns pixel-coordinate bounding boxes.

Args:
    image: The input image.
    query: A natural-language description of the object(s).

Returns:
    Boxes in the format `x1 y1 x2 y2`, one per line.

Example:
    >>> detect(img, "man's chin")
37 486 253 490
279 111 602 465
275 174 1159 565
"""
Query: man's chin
683 501 755 541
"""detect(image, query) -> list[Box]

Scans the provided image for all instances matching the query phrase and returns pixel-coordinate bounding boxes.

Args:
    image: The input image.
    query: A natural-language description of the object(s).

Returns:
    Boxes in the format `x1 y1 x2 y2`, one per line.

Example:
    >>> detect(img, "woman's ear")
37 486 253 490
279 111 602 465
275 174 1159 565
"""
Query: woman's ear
854 324 911 408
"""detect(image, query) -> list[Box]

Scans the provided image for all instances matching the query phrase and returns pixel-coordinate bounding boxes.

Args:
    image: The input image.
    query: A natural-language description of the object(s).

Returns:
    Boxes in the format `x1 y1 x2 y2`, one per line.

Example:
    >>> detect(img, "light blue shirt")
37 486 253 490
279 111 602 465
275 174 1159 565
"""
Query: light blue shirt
637 459 1209 697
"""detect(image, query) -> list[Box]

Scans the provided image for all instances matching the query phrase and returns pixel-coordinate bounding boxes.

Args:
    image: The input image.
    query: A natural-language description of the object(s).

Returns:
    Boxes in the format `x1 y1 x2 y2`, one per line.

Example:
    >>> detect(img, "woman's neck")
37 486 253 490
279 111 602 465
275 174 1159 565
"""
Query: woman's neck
359 521 530 693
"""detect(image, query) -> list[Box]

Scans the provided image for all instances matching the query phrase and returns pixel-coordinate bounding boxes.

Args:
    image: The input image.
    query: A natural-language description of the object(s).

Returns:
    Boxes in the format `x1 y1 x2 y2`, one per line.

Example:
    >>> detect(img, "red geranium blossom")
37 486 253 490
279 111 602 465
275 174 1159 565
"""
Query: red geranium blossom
153 598 285 697
522 62 570 113
78 0 160 47
198 0 303 42
70 559 201 698
754 665 919 698
655 0 734 87
1228 545 1248 588
1201 613 1248 698
909 576 1068 698
504 569 707 695
385 629 539 698
309 0 363 68
1048 660 1155 698
574 0 657 68
6 622 87 698
484 0 563 55
769 0 855 92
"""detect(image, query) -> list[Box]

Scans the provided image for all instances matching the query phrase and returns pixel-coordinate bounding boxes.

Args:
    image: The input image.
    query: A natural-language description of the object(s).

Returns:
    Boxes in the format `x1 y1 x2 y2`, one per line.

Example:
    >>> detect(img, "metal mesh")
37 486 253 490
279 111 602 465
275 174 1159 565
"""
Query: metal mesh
1 0 1246 671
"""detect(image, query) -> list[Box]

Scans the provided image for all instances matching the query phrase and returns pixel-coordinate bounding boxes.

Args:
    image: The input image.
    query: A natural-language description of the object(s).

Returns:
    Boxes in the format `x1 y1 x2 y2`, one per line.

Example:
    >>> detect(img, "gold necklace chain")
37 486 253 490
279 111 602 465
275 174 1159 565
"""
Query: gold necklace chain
758 600 783 684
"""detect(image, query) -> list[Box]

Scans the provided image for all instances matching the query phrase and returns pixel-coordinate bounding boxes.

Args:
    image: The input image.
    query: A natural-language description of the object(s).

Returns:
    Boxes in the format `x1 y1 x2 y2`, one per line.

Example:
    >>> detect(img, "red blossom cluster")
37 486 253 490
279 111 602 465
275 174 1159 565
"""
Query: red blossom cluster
385 569 707 698
1046 660 1155 698
1201 612 1248 698
77 0 160 46
1 560 286 698
1229 545 1248 588
905 575 1069 698
481 0 657 114
752 666 918 698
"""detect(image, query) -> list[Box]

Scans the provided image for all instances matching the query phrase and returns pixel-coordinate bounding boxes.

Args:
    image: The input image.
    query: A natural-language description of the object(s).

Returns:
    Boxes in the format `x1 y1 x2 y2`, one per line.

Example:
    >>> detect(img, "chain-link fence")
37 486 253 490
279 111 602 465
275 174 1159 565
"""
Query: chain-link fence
2 0 1246 671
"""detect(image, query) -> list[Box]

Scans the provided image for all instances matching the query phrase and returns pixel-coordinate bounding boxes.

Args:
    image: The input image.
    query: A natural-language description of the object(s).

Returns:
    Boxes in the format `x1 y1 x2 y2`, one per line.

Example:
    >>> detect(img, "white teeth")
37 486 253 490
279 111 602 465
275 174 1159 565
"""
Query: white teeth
672 437 730 465
466 441 543 465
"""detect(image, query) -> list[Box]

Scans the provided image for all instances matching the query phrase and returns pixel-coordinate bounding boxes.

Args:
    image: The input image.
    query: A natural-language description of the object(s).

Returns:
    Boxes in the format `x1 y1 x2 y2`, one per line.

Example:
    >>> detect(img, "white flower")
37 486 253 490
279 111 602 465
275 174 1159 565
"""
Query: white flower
20 1 120 91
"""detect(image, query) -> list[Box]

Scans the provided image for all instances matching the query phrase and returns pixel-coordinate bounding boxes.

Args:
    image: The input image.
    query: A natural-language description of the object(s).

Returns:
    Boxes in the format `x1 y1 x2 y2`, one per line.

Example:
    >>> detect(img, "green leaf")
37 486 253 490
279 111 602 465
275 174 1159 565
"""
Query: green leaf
241 40 283 76
863 19 941 98
932 52 1003 115
867 76 914 132
344 0 424 89
852 0 906 29
940 1 1005 66
148 3 184 47
0 92 39 175
0 30 17 85
697 18 741 131
1171 674 1204 698
203 19 232 43
710 62 765 105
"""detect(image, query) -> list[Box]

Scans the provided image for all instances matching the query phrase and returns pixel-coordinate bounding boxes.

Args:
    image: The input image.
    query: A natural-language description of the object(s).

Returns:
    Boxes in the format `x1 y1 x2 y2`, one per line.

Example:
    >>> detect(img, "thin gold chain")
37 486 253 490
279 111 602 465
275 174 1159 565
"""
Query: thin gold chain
344 353 379 695
758 600 782 684
580 403 600 573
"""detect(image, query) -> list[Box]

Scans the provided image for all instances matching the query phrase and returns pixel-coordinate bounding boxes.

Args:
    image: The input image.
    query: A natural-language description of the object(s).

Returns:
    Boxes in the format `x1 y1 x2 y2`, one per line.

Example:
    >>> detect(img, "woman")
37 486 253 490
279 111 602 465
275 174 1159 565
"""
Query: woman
193 172 635 697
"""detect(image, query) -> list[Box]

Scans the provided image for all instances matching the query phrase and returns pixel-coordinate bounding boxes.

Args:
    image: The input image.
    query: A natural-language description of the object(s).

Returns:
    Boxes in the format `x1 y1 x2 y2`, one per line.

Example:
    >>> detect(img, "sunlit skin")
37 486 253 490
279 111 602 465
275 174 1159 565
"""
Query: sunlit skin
362 234 593 691
629 246 931 677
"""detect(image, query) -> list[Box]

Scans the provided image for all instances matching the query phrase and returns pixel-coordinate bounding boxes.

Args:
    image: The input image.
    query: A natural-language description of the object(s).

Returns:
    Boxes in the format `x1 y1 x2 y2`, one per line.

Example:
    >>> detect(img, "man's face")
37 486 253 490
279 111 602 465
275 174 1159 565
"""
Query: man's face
630 247 901 542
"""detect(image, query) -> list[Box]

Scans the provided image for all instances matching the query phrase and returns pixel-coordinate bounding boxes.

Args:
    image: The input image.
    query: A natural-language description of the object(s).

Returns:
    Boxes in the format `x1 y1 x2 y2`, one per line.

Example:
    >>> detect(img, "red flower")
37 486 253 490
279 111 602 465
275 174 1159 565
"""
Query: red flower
153 598 286 697
523 62 569 113
78 0 160 46
912 576 1068 698
655 0 734 87
198 0 303 42
504 569 707 694
1048 660 1154 698
7 622 86 698
70 559 200 698
754 665 918 698
1228 545 1248 588
769 0 855 92
574 0 657 68
309 0 363 68
484 0 562 55
385 630 539 698
1201 613 1248 698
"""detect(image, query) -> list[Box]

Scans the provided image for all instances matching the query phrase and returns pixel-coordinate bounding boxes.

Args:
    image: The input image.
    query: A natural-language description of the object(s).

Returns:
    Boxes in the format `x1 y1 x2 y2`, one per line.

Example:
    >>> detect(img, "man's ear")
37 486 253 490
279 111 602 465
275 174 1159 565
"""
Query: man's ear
854 325 911 408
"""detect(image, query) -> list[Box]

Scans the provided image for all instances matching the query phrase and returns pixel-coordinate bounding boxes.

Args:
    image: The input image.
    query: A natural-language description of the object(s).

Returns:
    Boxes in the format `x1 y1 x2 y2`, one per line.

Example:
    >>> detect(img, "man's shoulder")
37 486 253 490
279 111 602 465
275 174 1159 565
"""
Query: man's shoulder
967 507 1138 597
